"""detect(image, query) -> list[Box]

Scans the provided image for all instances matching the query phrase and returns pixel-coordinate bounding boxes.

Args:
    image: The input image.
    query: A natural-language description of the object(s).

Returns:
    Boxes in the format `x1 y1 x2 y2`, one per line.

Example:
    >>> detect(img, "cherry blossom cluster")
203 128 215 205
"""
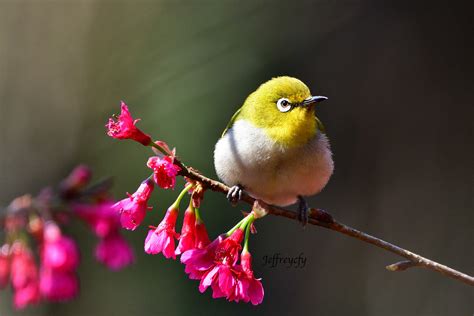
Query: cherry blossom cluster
0 165 134 310
106 102 264 304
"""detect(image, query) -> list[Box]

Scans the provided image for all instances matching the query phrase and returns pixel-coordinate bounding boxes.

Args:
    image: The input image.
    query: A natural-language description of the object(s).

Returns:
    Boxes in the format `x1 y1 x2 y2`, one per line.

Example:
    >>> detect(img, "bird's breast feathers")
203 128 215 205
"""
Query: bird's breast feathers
214 119 334 206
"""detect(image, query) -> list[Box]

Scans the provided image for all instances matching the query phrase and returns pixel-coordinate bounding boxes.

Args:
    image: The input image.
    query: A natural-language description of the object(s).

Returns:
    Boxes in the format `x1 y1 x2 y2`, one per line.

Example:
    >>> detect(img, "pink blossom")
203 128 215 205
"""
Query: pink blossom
181 229 244 285
41 224 80 271
239 251 264 305
147 156 181 189
95 233 134 270
113 179 154 231
60 165 92 194
0 246 10 289
74 201 120 238
39 269 79 302
106 101 152 145
10 245 40 309
181 235 226 280
10 247 38 290
196 229 244 295
194 219 211 250
175 205 196 255
144 207 179 259
14 282 41 309
181 228 263 304
202 251 263 305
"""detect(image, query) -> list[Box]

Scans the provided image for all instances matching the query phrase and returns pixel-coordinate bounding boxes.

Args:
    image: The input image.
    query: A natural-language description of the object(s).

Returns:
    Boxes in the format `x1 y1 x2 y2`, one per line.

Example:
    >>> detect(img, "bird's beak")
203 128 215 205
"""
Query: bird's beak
302 95 328 106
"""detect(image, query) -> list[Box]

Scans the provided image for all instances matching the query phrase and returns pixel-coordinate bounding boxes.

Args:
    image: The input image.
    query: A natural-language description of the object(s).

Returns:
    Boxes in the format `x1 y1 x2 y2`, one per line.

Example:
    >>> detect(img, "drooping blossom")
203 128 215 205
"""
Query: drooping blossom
197 229 244 295
147 156 181 189
10 245 40 309
182 225 263 304
238 251 264 305
60 164 92 195
39 223 80 302
0 245 10 289
74 201 120 238
95 233 134 271
74 201 134 270
181 229 244 285
106 101 152 145
113 179 154 230
14 282 41 310
175 203 196 255
41 223 80 271
39 268 79 302
181 235 226 280
194 217 211 250
186 184 210 250
144 206 180 259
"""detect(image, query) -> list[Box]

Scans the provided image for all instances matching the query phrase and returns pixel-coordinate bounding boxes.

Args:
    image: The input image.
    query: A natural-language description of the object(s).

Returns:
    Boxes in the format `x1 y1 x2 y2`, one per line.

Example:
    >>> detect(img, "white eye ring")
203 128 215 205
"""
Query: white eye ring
276 98 292 112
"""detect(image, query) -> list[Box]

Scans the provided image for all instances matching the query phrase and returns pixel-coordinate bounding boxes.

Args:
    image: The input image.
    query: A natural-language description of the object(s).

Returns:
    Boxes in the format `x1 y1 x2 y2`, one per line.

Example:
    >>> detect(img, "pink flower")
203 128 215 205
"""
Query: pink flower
95 233 134 270
181 235 225 280
0 246 10 289
182 229 244 285
14 282 41 309
144 207 180 259
75 201 134 270
239 251 264 305
41 224 80 271
10 245 40 309
10 247 38 290
74 201 120 238
106 101 152 146
147 156 181 189
197 229 244 294
39 269 79 302
113 179 154 231
181 228 263 304
175 205 196 255
60 165 92 194
194 218 211 250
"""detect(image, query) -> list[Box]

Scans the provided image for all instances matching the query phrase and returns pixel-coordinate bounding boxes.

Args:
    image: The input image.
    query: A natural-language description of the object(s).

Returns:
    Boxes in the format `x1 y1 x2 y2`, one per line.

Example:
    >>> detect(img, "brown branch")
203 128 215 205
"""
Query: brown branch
174 162 474 286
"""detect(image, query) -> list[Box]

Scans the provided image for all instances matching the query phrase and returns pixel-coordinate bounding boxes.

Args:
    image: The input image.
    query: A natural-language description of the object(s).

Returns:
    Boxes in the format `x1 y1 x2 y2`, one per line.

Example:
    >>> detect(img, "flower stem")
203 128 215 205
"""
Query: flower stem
171 183 194 210
195 206 202 222
243 215 255 253
226 213 254 236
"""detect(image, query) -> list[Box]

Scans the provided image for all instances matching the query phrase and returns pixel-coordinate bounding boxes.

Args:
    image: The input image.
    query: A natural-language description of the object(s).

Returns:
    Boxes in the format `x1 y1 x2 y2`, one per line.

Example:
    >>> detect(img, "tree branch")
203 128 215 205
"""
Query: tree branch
175 162 474 286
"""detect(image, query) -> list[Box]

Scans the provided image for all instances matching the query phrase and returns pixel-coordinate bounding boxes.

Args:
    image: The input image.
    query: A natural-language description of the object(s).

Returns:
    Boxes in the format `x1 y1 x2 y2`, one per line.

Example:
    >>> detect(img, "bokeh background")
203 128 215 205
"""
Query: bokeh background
0 1 473 315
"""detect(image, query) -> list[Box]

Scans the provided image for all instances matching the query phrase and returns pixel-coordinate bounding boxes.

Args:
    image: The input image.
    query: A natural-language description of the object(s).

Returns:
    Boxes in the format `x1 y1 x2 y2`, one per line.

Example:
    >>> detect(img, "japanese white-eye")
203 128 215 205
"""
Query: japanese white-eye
214 76 333 222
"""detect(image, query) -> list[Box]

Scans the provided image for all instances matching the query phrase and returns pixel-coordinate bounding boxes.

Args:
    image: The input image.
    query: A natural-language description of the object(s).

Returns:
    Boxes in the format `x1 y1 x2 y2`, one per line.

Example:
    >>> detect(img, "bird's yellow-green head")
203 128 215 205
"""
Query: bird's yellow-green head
238 76 327 147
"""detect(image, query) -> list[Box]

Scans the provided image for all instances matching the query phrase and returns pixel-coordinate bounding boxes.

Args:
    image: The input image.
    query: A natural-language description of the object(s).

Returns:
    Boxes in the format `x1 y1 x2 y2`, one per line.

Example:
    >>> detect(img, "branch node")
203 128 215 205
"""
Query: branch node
386 260 419 272
251 200 270 219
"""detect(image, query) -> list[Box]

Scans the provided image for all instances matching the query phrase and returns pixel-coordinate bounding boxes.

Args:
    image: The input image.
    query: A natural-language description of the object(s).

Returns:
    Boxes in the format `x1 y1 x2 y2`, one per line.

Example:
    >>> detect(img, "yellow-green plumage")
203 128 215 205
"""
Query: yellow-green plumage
214 76 334 206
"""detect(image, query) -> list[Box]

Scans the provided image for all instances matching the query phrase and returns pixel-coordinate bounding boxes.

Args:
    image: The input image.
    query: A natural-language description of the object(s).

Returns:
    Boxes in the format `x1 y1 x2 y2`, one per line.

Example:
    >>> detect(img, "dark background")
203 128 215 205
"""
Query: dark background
0 1 472 315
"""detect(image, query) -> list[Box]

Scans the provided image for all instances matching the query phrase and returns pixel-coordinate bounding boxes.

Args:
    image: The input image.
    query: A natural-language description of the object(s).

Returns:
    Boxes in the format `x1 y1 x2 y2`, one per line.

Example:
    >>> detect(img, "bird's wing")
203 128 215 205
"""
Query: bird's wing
221 107 242 137
316 116 326 134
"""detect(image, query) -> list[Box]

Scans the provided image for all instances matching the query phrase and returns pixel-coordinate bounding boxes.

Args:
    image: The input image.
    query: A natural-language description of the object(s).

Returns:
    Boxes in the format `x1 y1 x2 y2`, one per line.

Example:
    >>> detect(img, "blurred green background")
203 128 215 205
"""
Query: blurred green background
0 1 472 315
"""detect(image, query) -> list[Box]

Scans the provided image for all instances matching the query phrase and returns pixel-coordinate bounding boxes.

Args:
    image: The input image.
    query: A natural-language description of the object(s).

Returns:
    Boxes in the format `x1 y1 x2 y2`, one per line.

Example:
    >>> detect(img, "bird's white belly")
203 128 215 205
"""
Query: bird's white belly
214 119 334 206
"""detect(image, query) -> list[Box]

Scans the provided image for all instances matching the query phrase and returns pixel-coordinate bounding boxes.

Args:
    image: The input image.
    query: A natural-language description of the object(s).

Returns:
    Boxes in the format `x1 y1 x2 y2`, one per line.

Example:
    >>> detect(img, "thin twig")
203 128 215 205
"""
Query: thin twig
174 161 474 286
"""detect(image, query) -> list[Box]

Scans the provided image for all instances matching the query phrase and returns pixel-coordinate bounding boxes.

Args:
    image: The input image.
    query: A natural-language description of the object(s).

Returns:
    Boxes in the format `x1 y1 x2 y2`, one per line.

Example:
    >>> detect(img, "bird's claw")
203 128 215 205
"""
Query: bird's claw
297 196 309 227
227 185 243 206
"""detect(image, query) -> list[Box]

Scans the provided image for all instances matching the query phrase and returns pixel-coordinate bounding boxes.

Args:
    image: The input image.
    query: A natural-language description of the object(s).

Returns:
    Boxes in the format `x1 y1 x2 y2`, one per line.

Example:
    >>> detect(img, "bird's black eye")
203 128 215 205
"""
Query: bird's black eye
276 98 292 112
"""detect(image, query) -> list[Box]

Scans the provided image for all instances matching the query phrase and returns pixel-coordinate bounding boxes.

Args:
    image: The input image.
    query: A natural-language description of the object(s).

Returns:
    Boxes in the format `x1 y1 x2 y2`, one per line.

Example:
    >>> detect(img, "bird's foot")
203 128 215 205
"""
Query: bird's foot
297 196 309 227
227 185 243 206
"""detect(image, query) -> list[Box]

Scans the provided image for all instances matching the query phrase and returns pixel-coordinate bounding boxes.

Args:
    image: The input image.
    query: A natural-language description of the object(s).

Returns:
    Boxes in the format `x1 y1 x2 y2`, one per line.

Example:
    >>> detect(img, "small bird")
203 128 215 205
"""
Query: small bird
214 76 334 224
